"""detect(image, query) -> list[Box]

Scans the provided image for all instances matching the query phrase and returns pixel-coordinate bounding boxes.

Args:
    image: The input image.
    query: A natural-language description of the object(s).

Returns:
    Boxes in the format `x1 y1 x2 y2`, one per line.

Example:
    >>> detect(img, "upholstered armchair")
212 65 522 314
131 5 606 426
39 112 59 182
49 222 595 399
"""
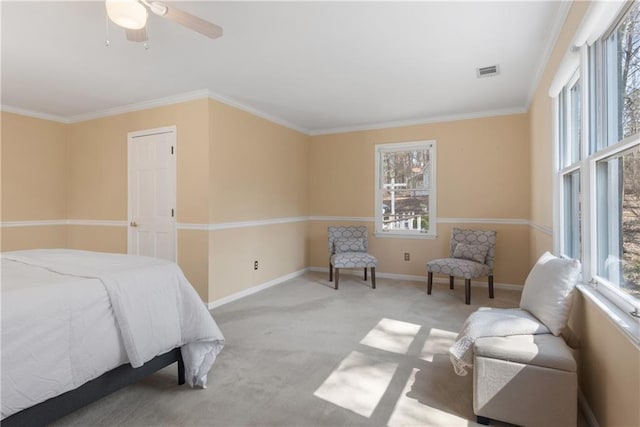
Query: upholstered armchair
328 226 377 290
426 228 496 304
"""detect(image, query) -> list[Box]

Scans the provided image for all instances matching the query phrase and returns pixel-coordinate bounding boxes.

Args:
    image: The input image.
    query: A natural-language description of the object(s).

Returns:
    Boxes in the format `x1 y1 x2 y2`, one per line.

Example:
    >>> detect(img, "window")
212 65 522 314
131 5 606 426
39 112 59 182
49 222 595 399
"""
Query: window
559 74 582 168
555 2 640 330
558 71 583 261
593 3 640 308
374 141 436 238
595 145 640 304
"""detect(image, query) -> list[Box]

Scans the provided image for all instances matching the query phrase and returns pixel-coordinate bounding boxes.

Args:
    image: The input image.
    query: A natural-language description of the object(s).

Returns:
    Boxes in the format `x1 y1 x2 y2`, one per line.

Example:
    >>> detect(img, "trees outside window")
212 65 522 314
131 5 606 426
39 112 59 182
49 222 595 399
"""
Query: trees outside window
375 141 436 237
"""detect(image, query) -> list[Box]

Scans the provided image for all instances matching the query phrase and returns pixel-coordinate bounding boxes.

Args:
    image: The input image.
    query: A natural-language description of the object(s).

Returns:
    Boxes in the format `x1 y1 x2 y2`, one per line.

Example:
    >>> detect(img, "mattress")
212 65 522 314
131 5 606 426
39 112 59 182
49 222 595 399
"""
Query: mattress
1 249 225 419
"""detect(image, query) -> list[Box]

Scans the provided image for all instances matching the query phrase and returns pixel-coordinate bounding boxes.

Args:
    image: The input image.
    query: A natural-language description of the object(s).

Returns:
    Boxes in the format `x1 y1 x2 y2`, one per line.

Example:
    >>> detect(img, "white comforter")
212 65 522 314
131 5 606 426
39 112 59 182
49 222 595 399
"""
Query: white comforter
449 307 549 376
1 249 225 419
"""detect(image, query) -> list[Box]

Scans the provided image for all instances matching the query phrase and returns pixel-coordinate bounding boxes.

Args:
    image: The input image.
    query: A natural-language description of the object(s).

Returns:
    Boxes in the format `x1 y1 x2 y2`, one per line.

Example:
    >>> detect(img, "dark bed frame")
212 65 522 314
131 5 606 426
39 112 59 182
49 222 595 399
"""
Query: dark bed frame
2 347 185 427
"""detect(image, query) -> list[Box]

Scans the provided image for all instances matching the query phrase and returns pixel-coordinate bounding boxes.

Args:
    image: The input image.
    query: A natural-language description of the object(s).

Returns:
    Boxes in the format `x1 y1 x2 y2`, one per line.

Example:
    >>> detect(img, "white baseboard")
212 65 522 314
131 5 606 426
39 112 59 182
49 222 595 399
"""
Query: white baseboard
308 266 522 290
578 388 600 427
208 266 521 309
207 268 309 309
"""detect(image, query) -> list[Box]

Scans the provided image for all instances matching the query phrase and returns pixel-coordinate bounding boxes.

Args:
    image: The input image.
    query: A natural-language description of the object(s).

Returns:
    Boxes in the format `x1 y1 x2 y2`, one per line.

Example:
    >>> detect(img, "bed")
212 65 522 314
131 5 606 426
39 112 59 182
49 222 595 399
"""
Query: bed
1 249 225 425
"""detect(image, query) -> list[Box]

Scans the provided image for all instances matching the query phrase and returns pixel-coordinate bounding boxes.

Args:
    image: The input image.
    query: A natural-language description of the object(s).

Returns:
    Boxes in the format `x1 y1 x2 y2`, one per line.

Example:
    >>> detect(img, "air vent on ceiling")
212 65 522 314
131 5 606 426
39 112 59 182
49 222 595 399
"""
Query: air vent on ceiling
476 64 500 78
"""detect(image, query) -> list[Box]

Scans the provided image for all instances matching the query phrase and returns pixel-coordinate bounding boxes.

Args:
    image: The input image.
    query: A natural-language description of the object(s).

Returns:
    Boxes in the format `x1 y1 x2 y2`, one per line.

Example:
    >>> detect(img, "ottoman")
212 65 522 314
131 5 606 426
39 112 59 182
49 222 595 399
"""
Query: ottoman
473 334 577 427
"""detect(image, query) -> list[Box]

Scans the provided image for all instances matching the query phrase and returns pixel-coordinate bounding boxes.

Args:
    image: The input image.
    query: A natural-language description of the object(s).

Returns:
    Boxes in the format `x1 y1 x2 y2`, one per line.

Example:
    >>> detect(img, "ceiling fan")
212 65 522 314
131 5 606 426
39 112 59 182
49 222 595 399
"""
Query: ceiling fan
105 0 223 42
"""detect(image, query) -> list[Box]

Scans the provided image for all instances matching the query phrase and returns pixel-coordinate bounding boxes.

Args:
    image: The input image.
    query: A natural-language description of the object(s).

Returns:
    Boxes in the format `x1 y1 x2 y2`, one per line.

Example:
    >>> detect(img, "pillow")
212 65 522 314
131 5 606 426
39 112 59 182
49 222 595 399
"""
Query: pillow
452 243 489 264
334 238 365 253
520 251 581 336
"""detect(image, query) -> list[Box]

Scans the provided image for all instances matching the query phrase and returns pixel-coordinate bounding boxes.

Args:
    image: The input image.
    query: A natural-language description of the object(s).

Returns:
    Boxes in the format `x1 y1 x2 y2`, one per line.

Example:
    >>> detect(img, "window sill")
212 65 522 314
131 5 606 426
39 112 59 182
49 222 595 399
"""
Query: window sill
577 283 640 349
374 232 437 240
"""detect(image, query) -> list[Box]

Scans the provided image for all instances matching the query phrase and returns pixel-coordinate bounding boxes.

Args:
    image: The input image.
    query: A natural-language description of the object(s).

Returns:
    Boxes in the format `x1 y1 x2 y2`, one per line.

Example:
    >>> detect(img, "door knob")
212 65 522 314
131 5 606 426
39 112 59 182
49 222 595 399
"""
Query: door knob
130 221 138 227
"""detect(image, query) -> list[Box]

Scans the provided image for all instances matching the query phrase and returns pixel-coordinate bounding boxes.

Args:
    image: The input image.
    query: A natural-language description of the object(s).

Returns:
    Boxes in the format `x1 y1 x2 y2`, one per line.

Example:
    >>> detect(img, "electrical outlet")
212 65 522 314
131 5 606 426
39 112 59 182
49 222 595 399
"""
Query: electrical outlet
404 252 410 261
254 260 259 270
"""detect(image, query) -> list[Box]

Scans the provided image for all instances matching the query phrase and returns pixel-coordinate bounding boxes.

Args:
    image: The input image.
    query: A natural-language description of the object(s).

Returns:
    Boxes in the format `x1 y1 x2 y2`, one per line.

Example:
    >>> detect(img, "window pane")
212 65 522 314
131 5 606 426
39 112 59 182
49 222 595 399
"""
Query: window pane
562 171 581 260
570 80 581 163
381 190 429 232
596 145 640 302
559 78 581 168
589 44 600 155
380 149 431 189
606 2 640 144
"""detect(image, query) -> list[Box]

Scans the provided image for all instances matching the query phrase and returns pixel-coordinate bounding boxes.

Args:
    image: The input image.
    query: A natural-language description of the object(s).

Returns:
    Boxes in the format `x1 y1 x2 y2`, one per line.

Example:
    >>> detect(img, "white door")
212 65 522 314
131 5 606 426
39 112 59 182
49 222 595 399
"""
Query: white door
128 126 177 261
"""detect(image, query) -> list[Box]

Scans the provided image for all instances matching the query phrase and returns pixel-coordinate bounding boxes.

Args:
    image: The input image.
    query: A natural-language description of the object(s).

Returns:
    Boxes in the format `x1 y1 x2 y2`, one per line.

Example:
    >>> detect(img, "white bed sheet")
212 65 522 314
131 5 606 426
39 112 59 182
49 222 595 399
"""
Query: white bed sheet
1 249 225 420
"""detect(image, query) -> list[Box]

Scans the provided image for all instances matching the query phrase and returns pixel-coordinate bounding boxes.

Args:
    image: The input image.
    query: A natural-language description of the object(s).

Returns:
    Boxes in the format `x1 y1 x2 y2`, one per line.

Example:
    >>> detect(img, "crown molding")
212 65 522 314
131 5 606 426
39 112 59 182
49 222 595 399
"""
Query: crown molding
524 0 573 109
308 107 528 136
0 105 69 123
4 94 530 137
3 89 310 135
206 90 309 135
66 90 211 123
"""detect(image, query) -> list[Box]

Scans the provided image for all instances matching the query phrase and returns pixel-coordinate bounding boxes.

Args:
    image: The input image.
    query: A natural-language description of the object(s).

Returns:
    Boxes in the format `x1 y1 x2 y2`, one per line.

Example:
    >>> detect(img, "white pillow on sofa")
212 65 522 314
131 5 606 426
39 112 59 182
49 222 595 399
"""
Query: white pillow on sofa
519 251 581 336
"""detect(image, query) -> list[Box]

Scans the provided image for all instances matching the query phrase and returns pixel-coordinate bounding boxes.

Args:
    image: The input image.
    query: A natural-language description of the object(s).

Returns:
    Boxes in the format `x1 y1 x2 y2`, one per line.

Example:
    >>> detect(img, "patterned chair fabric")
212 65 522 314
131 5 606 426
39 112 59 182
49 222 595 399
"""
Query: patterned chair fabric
426 228 497 304
328 226 377 290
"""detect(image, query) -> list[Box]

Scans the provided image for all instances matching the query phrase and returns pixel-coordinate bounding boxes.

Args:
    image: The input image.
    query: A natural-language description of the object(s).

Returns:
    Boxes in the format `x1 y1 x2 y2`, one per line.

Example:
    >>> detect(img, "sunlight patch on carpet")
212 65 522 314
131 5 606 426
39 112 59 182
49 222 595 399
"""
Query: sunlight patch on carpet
387 368 469 427
359 318 422 355
313 350 398 417
419 328 458 362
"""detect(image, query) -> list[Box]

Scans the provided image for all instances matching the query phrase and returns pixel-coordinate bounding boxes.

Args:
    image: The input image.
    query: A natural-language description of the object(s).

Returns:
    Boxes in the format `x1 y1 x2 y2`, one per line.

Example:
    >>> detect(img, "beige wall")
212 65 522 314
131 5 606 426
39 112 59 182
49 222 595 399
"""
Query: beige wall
209 222 308 301
65 99 211 298
68 98 210 223
571 294 640 427
528 2 640 426
1 99 309 303
208 100 309 222
308 114 531 285
1 226 67 251
207 99 309 300
528 1 589 264
1 112 69 250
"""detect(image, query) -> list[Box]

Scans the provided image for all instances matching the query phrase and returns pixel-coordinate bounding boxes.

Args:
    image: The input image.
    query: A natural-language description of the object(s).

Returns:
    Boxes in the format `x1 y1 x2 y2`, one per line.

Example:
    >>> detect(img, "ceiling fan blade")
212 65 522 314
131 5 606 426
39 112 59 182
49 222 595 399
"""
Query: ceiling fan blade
153 2 223 39
126 27 148 42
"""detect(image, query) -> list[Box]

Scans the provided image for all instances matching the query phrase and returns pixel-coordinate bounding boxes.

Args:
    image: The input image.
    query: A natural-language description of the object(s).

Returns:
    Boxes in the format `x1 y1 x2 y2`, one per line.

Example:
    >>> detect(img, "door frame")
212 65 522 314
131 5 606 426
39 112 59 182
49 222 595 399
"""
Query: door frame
127 125 177 260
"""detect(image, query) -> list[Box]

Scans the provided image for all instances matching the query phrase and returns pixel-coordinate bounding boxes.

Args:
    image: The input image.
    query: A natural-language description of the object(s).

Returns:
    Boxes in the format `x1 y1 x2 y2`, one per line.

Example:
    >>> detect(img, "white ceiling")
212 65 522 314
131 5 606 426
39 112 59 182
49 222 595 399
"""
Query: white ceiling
1 1 569 134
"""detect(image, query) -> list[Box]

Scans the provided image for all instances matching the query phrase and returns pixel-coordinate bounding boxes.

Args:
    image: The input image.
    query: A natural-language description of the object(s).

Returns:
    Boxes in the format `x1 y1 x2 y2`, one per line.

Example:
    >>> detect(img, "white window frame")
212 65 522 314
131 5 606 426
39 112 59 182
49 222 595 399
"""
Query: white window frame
374 140 436 239
556 70 583 261
553 3 640 345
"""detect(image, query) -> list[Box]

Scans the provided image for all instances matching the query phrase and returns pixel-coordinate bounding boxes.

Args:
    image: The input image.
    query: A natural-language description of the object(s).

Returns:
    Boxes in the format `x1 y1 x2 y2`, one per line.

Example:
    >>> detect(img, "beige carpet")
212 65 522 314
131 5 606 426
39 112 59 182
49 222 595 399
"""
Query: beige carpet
54 272 524 426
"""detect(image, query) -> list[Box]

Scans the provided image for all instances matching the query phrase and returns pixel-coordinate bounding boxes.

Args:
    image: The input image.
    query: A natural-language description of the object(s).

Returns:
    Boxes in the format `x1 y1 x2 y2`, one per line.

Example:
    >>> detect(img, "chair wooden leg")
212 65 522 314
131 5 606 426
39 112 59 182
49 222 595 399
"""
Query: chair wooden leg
335 268 339 290
488 275 494 299
371 267 376 289
329 262 333 282
449 275 454 289
427 272 433 295
364 267 368 281
465 279 471 305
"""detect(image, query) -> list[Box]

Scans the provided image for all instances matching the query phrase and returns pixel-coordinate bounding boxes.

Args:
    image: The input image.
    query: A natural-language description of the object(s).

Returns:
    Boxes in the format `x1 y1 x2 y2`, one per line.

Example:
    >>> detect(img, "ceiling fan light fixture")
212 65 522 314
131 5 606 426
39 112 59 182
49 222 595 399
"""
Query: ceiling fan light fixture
106 0 148 30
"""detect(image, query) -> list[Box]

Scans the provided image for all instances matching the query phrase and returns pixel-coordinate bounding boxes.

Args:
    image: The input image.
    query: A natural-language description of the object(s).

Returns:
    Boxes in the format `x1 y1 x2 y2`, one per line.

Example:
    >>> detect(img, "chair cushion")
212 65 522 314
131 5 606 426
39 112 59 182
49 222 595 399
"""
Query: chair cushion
519 252 581 336
334 237 365 253
427 258 490 279
453 243 489 264
331 252 377 268
474 334 576 372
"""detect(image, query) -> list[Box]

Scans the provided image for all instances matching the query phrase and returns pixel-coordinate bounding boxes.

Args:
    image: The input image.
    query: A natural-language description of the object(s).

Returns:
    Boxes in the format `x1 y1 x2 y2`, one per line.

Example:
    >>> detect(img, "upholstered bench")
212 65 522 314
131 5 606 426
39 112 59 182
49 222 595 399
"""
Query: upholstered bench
449 251 582 426
473 334 577 427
